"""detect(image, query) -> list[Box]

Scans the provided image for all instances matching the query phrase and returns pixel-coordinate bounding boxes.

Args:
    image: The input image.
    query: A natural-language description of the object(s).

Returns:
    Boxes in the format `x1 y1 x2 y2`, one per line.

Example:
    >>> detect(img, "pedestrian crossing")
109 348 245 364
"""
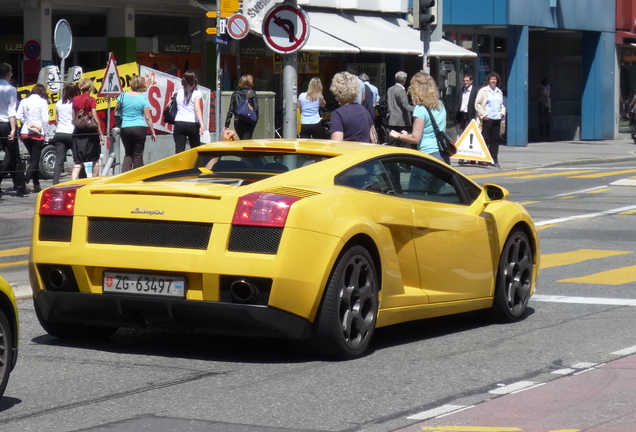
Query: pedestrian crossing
541 248 636 285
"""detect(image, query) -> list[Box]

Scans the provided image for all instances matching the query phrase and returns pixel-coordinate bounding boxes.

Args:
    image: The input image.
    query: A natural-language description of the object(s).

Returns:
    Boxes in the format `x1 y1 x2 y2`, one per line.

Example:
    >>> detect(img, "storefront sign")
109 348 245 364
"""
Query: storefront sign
157 35 192 54
622 47 636 63
273 51 318 74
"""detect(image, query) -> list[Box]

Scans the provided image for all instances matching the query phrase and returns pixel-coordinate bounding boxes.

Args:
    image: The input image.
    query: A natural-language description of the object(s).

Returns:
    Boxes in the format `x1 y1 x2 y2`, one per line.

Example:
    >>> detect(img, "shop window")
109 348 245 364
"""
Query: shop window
460 34 474 51
494 37 506 53
477 35 491 54
52 14 106 37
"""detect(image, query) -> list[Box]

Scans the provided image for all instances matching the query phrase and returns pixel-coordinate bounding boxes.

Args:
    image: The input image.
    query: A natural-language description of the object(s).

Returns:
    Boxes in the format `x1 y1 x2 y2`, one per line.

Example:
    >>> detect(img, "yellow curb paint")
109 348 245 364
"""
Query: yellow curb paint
587 188 611 194
467 171 535 179
570 168 636 179
540 249 632 269
420 428 522 431
560 264 636 285
0 247 29 258
0 259 28 269
558 196 577 199
508 170 595 179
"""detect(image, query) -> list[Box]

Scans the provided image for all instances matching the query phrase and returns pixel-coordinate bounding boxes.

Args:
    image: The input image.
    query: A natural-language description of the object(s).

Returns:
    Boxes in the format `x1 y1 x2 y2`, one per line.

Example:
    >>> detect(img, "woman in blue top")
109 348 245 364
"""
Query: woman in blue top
116 75 156 172
397 72 448 163
297 77 326 139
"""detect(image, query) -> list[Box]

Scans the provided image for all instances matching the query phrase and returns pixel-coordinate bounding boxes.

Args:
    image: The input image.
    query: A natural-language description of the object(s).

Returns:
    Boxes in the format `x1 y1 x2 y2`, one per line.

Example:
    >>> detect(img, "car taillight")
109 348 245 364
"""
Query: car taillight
232 192 301 227
39 185 84 216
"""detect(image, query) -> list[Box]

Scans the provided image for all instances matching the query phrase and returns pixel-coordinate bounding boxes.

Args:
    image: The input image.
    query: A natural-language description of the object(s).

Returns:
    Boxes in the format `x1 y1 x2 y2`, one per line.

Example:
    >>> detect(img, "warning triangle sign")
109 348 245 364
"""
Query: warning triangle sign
98 53 122 97
451 119 493 163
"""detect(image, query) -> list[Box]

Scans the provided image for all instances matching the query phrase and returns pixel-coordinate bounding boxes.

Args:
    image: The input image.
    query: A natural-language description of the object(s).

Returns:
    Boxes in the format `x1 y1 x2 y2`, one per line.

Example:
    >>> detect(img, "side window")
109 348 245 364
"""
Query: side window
381 158 462 204
335 160 395 194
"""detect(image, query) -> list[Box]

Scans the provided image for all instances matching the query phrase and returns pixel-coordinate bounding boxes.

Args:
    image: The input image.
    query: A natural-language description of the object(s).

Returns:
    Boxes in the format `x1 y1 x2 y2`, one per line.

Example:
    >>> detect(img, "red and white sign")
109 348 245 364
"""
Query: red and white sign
98 53 122 97
262 4 310 54
227 14 250 40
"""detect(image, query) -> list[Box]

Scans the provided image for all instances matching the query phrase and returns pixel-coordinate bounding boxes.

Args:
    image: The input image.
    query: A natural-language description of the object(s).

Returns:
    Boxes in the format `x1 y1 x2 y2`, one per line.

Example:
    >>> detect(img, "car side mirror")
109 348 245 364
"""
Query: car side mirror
483 184 509 202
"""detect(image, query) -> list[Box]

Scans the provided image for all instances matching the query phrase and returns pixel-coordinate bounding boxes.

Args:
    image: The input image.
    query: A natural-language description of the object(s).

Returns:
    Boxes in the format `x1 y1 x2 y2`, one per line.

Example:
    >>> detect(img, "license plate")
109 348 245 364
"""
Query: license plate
103 271 186 298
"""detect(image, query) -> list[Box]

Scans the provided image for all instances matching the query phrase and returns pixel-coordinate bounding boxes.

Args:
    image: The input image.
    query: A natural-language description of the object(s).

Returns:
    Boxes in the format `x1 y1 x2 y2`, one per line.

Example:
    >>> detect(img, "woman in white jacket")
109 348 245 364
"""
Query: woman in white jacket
475 72 505 168
16 83 49 193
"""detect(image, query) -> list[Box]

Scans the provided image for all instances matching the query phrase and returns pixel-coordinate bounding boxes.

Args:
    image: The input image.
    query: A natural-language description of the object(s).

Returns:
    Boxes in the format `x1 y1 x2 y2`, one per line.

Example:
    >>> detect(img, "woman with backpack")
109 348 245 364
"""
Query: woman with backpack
225 74 259 140
173 70 204 153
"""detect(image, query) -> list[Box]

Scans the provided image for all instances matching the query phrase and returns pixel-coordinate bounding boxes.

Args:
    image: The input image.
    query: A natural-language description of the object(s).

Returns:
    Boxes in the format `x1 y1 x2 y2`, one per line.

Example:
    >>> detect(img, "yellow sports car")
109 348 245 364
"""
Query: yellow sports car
0 275 18 398
29 140 538 359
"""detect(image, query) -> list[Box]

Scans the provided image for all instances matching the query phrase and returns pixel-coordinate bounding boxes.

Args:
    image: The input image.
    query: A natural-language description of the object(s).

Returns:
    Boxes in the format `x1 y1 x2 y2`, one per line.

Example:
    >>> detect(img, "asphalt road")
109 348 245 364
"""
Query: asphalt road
1 162 636 432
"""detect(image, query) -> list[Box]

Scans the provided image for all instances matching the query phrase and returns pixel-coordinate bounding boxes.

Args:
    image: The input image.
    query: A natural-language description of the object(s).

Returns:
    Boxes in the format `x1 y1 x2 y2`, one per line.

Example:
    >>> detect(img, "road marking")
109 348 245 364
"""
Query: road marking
420 427 522 431
570 168 636 179
611 345 636 355
509 170 595 179
536 224 559 231
407 404 467 420
557 196 576 199
560 265 636 285
552 368 575 375
534 204 636 226
489 381 536 394
587 188 611 194
533 294 636 306
620 209 636 215
540 249 632 269
518 201 539 205
571 362 598 369
551 185 610 197
468 171 535 179
0 259 28 269
0 247 29 257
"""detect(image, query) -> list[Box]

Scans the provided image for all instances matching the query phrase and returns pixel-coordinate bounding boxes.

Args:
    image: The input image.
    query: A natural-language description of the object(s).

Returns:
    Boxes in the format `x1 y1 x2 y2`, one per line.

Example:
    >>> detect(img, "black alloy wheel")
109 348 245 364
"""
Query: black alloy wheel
492 229 534 322
314 245 378 359
0 309 14 398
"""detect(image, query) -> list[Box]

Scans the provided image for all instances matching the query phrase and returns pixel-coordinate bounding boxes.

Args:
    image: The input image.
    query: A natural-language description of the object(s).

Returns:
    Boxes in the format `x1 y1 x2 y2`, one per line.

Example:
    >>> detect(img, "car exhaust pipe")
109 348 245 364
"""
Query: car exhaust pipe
48 268 68 291
230 279 260 303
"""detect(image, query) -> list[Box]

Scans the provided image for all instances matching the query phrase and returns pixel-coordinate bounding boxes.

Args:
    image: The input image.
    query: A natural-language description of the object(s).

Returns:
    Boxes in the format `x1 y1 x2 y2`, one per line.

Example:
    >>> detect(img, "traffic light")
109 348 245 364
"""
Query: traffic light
413 0 437 31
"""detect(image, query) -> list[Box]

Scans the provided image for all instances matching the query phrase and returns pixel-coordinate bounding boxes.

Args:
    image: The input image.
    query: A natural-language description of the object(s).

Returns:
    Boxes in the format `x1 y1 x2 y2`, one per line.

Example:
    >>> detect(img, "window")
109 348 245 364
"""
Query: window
335 160 394 194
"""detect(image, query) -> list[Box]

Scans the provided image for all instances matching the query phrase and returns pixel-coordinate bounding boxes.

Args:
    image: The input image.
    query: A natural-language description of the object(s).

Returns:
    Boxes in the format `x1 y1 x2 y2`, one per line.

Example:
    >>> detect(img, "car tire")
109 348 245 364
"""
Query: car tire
313 245 378 359
491 228 533 322
39 144 56 180
34 300 118 340
0 308 14 398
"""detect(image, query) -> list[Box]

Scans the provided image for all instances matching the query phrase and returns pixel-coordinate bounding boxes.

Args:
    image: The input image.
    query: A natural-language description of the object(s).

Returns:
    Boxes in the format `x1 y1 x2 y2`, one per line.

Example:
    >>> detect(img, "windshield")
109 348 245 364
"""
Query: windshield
143 151 332 185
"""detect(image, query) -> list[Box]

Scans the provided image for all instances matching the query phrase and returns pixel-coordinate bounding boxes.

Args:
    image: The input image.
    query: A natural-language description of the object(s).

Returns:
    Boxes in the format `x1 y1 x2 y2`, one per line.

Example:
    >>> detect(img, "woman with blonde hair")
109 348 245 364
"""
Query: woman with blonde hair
393 72 448 163
116 75 157 171
71 77 104 179
298 77 326 138
225 74 259 140
329 71 373 142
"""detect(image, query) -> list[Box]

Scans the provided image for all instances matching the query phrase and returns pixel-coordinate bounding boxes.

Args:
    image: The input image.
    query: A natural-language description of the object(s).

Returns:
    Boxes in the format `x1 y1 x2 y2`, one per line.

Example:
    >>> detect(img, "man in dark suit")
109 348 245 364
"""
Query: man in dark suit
454 73 479 134
387 71 414 147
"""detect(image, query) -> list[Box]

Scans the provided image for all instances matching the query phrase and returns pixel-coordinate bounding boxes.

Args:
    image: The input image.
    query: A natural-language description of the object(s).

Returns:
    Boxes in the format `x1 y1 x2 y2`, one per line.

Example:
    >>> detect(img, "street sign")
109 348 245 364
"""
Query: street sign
206 10 234 18
206 27 218 35
451 119 493 163
98 53 122 97
24 40 41 60
227 14 250 40
221 0 240 13
214 35 229 46
262 4 310 54
53 19 72 59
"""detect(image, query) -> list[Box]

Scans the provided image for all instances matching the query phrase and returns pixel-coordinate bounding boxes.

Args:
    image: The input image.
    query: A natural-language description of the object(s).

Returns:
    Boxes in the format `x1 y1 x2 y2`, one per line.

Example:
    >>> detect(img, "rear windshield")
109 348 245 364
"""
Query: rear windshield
143 151 331 184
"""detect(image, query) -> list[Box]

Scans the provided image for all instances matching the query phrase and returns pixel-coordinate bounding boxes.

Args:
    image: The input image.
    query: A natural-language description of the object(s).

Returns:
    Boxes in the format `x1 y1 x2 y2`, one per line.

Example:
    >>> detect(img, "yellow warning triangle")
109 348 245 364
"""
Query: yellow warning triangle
98 52 122 97
451 119 493 163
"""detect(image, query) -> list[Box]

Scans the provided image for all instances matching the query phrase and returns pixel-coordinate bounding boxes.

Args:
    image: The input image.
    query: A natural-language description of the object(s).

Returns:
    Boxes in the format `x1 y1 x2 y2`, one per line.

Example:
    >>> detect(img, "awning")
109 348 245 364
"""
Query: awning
301 27 360 53
617 30 636 45
305 11 477 58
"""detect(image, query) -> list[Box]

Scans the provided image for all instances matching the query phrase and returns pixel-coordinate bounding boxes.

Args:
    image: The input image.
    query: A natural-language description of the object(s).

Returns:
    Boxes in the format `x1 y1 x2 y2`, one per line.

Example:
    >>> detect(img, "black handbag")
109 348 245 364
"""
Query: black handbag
425 106 457 156
162 92 178 125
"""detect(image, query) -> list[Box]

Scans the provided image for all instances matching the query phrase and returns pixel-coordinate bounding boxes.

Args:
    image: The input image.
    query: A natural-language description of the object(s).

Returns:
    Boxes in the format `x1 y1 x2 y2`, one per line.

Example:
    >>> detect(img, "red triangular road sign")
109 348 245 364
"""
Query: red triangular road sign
98 53 122 97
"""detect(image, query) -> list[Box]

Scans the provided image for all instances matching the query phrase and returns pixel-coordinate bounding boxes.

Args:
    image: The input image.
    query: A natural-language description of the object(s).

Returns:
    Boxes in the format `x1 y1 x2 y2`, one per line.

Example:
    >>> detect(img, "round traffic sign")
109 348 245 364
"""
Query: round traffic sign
24 40 41 60
227 14 250 40
54 19 73 59
262 5 310 54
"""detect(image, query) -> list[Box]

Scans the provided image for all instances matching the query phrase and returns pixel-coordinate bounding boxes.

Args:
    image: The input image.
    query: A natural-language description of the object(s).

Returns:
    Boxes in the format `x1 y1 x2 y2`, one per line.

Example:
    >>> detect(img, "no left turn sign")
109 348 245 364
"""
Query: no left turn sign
262 4 310 54
227 14 250 40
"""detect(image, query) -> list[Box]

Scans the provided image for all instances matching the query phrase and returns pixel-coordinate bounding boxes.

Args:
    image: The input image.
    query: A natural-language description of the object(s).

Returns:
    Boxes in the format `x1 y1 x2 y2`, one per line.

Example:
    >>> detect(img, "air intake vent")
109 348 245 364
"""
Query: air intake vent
259 187 320 199
228 226 283 254
88 218 212 249
39 215 73 242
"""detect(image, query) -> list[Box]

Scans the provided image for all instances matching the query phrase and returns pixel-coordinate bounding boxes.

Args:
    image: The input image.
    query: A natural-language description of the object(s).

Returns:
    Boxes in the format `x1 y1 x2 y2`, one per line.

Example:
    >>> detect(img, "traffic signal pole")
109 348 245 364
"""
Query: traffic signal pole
282 0 298 139
215 3 222 139
422 30 430 74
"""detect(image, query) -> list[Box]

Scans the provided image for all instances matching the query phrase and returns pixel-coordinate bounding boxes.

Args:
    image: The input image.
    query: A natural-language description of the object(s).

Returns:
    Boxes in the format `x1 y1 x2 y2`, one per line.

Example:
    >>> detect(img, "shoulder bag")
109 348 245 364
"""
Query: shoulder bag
236 90 258 125
424 106 457 157
114 93 124 128
162 92 178 125
73 96 99 130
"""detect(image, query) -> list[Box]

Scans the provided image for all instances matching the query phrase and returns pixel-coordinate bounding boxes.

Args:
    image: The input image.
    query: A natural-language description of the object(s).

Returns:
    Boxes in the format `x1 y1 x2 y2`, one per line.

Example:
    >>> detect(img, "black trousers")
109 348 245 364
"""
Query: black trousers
456 111 472 133
173 121 201 153
0 122 18 187
300 122 323 139
52 132 73 185
120 126 147 172
23 138 44 187
234 119 256 140
482 119 502 164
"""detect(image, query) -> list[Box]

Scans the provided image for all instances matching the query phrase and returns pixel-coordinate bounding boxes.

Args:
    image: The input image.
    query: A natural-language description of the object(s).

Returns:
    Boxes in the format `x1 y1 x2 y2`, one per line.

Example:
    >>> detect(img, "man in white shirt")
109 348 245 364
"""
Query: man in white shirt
454 74 478 134
0 63 18 195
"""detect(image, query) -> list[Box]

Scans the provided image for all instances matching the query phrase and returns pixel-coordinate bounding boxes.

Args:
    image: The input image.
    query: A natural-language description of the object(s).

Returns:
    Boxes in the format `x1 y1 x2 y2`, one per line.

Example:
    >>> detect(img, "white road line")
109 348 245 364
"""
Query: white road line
611 345 636 356
532 294 636 306
535 204 636 226
407 404 466 420
571 362 598 369
550 185 610 197
489 381 536 394
552 368 575 375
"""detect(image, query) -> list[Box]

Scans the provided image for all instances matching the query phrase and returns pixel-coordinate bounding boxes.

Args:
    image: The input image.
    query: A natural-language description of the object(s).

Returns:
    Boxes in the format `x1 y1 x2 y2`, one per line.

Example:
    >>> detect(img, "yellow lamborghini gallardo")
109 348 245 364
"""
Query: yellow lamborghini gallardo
29 140 538 359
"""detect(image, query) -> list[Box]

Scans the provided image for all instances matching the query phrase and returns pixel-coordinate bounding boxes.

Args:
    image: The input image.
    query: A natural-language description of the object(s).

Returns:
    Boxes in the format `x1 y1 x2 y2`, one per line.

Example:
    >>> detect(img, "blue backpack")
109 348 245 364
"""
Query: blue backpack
236 90 257 124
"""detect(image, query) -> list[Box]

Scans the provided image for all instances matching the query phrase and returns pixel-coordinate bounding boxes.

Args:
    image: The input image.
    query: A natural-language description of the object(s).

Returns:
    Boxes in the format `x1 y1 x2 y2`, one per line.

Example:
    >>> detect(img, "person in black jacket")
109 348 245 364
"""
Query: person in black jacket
454 73 479 134
225 74 259 140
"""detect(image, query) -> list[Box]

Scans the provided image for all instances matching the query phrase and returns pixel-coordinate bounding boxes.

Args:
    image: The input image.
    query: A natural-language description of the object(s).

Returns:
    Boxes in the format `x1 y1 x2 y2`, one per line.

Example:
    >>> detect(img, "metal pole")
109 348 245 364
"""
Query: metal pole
283 53 298 139
215 4 222 141
423 30 431 74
